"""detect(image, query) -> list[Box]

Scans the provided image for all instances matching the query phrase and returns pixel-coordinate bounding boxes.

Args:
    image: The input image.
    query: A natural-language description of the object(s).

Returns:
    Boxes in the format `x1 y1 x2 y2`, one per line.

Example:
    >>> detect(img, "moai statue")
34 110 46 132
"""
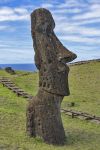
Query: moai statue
26 8 77 145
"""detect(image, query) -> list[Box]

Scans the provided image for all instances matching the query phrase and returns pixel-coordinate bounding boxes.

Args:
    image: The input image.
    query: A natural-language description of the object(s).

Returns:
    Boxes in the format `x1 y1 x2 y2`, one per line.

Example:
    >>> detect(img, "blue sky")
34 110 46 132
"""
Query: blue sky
0 0 100 64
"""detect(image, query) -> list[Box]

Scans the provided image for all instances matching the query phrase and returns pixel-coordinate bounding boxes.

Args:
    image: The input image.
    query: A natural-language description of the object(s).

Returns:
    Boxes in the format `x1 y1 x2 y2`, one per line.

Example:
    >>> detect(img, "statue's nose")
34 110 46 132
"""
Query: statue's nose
52 33 77 63
57 48 77 64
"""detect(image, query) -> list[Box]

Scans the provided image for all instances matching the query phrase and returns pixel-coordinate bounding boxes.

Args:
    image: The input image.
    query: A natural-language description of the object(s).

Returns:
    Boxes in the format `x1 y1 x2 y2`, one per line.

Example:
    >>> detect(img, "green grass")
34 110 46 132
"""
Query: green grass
62 61 100 116
0 61 100 150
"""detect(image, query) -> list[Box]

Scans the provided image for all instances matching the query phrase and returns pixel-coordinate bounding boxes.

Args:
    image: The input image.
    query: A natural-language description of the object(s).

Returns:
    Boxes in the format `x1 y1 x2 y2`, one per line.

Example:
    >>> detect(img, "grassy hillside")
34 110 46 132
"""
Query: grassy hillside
0 61 100 150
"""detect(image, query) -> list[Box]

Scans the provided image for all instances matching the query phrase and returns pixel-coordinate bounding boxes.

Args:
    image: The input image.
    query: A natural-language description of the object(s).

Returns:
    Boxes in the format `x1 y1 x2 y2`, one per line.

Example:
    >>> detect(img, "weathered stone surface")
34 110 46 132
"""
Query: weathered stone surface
26 8 77 145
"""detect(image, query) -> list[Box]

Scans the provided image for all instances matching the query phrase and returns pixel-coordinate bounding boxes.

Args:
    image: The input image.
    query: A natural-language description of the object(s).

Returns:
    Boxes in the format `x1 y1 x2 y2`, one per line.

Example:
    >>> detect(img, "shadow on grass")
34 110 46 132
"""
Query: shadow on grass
64 129 100 146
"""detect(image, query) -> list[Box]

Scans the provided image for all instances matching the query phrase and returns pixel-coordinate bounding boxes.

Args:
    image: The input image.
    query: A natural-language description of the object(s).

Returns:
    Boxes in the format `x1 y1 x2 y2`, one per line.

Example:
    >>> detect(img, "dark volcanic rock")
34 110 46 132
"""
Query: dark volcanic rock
5 67 16 75
26 8 77 145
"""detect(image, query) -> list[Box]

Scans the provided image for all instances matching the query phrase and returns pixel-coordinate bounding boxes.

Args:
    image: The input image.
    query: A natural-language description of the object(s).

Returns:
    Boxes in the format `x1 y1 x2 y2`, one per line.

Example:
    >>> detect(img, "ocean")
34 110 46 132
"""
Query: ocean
0 64 37 72
0 59 99 72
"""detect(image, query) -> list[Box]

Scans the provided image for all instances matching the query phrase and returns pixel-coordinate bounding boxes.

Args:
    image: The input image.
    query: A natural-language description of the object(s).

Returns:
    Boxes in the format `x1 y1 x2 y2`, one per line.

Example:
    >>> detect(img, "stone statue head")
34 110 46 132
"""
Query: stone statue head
31 8 77 96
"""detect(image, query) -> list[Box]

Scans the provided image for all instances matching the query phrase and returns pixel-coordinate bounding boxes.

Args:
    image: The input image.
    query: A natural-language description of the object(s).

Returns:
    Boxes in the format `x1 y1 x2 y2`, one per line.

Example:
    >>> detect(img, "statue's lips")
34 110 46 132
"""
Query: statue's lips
57 60 69 73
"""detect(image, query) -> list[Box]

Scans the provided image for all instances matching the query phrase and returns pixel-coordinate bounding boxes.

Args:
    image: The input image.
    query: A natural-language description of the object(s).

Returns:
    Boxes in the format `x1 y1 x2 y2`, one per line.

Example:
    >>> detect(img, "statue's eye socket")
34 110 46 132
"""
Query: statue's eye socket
36 25 43 32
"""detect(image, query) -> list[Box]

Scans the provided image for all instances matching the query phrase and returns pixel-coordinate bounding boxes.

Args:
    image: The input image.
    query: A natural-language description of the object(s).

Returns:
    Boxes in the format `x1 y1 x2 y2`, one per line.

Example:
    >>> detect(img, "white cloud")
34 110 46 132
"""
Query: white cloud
73 10 100 20
55 22 100 37
58 0 87 8
41 3 54 8
0 47 34 64
14 8 28 14
0 7 29 22
0 7 14 15
0 0 100 63
73 3 100 20
58 35 100 44
48 1 100 46
87 0 100 4
0 0 14 3
0 25 8 30
52 8 81 14
73 18 100 25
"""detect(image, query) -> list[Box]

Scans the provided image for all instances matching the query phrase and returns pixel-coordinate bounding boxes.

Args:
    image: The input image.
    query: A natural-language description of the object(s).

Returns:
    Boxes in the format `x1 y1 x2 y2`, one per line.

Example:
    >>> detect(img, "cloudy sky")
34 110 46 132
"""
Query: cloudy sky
0 0 100 64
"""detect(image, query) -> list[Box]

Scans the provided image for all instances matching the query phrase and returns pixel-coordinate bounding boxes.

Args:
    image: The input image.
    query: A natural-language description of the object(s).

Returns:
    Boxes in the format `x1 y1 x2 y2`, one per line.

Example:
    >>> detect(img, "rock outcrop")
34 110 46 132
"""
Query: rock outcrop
5 67 16 75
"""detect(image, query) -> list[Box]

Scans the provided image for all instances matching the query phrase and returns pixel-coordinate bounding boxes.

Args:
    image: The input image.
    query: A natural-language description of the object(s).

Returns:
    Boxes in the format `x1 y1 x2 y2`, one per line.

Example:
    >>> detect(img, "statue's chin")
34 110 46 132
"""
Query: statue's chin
39 68 70 96
40 82 70 96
